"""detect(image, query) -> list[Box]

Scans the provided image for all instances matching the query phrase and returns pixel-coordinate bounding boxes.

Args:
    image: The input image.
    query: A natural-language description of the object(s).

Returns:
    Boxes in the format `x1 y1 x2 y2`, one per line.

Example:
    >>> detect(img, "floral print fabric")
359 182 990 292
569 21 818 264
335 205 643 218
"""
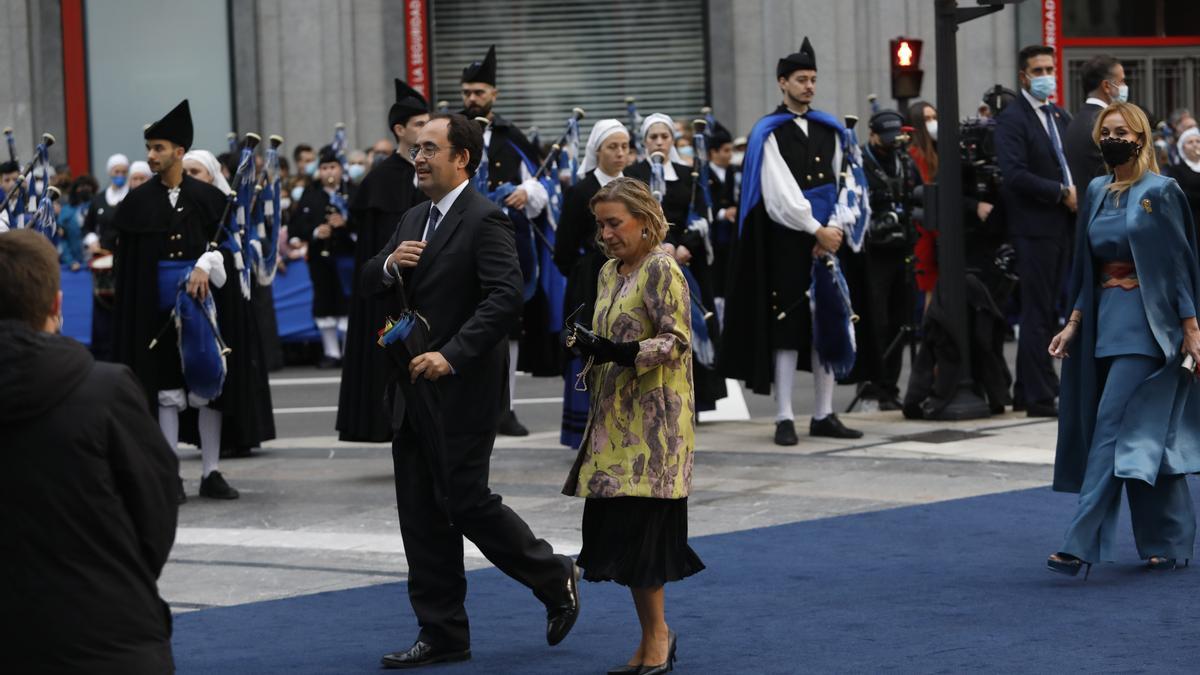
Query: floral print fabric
563 250 696 499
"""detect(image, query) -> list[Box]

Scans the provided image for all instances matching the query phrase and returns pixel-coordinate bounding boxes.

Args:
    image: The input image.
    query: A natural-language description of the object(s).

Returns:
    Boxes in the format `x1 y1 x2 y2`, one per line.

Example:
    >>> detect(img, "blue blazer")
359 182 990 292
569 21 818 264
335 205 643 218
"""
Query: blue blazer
1055 172 1200 492
995 93 1074 239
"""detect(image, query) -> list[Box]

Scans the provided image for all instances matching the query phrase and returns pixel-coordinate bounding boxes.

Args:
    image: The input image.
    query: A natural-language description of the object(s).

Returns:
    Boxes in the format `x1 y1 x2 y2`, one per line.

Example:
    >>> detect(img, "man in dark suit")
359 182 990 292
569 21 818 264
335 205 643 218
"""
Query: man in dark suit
364 113 579 669
1064 54 1124 190
995 45 1077 417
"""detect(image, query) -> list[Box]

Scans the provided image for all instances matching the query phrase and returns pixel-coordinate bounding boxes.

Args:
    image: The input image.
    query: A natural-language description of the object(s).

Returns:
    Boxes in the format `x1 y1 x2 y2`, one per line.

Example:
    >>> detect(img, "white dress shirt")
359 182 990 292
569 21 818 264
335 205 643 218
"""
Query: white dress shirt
382 178 469 279
760 114 845 234
1021 87 1074 187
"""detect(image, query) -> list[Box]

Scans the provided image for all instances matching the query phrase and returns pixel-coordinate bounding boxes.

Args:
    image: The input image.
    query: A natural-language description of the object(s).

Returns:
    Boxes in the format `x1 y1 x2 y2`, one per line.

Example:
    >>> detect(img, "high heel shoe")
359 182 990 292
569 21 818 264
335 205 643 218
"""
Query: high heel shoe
637 631 676 675
607 665 640 675
1046 552 1092 580
1147 556 1185 571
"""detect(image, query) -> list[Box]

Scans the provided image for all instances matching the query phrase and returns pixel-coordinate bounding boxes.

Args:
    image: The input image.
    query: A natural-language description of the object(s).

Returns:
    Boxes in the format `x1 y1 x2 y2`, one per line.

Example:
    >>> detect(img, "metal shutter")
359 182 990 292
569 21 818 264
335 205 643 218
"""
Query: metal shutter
431 0 709 146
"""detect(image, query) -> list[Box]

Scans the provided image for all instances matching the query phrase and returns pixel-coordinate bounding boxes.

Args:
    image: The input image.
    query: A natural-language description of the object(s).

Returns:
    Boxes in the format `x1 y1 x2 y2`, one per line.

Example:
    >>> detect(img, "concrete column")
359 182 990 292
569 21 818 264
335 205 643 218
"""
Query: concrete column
0 0 35 157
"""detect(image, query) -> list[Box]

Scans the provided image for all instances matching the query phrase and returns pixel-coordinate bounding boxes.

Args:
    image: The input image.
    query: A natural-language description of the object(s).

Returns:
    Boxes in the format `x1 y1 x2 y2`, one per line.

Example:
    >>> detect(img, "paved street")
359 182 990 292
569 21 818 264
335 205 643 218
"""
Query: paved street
163 349 1058 614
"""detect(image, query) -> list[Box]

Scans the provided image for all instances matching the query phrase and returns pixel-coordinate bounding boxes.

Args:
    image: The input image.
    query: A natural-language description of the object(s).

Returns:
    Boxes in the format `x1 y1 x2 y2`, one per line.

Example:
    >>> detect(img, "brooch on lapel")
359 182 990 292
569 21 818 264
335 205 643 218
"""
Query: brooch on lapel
1141 198 1152 214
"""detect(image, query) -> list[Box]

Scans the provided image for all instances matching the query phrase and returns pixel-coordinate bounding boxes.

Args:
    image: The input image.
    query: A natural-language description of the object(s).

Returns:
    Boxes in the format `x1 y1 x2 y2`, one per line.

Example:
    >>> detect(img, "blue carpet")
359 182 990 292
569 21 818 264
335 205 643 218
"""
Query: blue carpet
173 483 1200 673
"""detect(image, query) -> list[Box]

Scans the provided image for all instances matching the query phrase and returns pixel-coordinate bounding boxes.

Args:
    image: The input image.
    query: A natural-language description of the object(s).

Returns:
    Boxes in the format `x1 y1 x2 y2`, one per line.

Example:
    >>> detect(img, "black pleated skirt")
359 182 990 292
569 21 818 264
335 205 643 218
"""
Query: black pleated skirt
576 496 705 588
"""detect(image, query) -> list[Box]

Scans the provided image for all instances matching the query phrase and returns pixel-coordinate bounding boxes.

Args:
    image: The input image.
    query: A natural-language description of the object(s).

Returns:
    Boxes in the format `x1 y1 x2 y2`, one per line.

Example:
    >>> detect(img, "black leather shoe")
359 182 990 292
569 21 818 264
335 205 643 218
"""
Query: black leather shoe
608 665 641 675
380 641 471 669
199 471 240 500
177 478 187 505
1026 402 1058 418
773 419 799 446
316 356 342 369
546 558 580 646
810 414 863 439
498 409 530 436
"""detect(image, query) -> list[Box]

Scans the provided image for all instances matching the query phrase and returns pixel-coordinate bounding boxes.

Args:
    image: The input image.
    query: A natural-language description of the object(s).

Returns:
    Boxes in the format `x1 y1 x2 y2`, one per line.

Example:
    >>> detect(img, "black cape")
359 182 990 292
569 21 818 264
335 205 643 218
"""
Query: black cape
293 183 357 317
337 152 424 441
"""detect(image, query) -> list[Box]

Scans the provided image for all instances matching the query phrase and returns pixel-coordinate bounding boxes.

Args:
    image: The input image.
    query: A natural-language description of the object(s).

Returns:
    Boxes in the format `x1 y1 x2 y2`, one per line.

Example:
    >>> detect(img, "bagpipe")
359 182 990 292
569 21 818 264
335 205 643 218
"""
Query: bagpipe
221 132 263 299
247 134 285 286
1 130 57 235
625 97 645 160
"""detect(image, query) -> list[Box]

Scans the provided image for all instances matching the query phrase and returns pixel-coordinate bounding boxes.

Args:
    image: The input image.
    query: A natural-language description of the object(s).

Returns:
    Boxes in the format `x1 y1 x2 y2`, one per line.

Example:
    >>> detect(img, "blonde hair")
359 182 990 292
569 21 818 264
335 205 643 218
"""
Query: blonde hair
1092 101 1159 204
589 177 670 258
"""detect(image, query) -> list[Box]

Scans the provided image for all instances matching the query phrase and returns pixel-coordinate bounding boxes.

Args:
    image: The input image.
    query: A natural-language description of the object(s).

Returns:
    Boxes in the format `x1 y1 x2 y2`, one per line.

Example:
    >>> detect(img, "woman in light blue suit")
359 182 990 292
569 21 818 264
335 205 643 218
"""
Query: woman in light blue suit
1047 101 1200 579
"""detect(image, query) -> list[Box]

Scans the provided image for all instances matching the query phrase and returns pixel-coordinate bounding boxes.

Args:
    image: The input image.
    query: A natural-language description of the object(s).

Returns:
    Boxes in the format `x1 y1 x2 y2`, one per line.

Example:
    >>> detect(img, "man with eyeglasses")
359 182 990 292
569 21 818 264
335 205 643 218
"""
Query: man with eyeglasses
364 113 581 669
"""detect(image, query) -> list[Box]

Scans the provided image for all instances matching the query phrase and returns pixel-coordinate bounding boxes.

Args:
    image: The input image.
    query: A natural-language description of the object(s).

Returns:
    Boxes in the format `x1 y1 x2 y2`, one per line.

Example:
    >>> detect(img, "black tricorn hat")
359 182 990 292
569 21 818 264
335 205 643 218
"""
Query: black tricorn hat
317 145 339 165
777 37 817 79
461 45 497 86
144 99 194 149
707 120 733 147
389 78 429 128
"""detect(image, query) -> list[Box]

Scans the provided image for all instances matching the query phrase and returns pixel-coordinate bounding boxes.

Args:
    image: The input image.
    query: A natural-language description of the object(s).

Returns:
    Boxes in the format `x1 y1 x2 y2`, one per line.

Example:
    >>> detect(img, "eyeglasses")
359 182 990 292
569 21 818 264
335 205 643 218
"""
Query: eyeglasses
409 144 451 161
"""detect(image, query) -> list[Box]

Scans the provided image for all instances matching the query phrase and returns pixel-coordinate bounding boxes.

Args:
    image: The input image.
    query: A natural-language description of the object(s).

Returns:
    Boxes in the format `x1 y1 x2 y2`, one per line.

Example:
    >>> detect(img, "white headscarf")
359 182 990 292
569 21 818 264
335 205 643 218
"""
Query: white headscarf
183 149 233 195
1177 127 1200 173
640 113 685 166
105 153 129 173
104 153 130 205
578 119 630 178
129 160 152 178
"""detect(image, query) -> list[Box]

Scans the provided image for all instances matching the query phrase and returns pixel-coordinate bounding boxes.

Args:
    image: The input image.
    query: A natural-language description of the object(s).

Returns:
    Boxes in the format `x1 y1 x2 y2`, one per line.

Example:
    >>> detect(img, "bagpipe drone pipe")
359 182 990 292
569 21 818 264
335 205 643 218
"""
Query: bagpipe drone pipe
1 130 56 234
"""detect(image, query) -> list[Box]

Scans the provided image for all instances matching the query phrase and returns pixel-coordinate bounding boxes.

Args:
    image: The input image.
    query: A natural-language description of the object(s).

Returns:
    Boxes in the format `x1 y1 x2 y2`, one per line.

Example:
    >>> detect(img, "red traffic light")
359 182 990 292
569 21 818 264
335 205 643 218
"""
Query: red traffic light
890 38 924 72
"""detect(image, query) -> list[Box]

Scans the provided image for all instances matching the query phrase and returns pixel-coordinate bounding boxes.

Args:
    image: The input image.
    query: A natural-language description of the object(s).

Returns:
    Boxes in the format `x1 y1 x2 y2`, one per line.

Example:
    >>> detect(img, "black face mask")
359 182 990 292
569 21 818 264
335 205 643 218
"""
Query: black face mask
1099 137 1139 168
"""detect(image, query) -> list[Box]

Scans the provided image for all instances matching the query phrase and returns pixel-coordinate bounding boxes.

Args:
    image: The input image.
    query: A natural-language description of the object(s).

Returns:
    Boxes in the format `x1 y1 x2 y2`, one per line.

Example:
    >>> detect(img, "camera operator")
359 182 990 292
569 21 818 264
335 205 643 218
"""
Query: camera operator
858 110 922 409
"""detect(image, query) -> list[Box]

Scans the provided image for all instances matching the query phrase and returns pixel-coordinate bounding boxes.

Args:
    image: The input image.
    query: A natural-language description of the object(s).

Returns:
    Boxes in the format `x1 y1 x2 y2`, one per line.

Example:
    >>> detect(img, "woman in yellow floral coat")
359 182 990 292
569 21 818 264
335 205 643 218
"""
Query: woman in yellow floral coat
563 177 704 675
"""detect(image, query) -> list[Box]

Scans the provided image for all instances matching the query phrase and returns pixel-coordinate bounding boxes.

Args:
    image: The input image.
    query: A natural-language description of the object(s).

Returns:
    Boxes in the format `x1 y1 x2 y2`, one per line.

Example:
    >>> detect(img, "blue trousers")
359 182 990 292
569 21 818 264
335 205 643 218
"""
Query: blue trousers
1061 355 1196 562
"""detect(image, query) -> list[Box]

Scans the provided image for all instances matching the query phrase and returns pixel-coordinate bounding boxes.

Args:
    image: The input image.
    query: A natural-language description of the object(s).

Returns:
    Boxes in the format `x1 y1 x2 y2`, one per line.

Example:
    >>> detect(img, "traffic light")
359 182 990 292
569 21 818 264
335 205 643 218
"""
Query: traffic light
890 37 924 102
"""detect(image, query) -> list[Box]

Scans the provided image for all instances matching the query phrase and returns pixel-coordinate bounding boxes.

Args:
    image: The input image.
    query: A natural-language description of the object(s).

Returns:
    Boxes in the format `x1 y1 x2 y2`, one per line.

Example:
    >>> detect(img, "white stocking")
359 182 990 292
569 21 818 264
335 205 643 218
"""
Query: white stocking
508 340 520 410
812 347 834 420
317 321 341 359
773 349 798 422
198 406 222 478
158 405 180 454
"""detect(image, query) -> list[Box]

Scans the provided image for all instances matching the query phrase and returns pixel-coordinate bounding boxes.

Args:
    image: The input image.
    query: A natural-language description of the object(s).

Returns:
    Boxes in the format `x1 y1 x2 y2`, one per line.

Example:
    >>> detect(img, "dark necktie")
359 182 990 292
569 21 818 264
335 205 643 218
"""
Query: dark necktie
422 205 441 241
1041 104 1071 186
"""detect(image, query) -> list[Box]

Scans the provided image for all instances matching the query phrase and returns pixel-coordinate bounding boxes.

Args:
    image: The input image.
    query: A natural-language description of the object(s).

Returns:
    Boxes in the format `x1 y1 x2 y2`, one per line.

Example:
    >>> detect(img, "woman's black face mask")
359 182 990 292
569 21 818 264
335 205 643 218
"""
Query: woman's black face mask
1099 137 1139 168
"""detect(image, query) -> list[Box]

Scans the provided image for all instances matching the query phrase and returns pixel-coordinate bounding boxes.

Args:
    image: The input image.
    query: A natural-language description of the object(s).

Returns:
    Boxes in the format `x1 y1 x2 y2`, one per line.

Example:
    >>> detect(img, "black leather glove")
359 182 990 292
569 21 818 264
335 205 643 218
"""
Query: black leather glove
575 332 639 367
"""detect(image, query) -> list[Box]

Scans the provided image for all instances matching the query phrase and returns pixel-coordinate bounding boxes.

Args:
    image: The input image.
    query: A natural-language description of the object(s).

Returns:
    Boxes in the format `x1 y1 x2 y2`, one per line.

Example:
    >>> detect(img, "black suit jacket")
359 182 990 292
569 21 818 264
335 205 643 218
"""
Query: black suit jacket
362 184 523 434
995 92 1074 239
1064 101 1105 193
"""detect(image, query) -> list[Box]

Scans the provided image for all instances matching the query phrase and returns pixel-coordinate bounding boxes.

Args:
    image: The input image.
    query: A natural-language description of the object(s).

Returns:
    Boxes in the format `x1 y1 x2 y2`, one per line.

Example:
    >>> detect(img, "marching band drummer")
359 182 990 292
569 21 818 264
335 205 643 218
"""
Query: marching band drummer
720 37 865 446
111 100 240 502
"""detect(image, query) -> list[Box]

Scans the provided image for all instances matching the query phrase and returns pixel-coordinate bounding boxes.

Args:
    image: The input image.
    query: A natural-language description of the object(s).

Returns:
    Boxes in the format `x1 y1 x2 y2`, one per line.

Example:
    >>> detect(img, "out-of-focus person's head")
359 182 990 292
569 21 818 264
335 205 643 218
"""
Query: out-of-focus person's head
182 150 233 195
868 110 906 152
707 124 734 167
414 114 481 199
1017 45 1056 101
907 101 940 175
1 160 19 193
390 78 430 149
182 156 213 184
347 149 368 182
1081 54 1125 104
1179 127 1200 165
597 130 630 176
1170 108 1197 135
128 161 152 190
294 144 316 178
460 45 498 119
317 146 343 188
1093 101 1159 193
106 153 130 189
590 176 669 261
0 229 62 333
